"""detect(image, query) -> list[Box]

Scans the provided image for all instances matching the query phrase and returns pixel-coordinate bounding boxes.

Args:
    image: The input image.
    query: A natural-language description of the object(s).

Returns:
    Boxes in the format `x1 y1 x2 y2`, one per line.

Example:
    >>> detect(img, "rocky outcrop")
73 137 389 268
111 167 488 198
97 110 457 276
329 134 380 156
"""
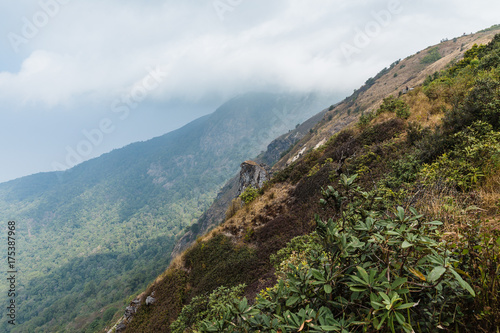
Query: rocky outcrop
238 161 270 195
146 295 156 306
107 292 155 333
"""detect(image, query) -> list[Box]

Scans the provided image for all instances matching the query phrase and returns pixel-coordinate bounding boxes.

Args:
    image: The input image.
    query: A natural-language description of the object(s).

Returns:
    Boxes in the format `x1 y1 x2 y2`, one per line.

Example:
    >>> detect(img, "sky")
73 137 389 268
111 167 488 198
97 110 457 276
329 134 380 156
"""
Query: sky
0 0 499 183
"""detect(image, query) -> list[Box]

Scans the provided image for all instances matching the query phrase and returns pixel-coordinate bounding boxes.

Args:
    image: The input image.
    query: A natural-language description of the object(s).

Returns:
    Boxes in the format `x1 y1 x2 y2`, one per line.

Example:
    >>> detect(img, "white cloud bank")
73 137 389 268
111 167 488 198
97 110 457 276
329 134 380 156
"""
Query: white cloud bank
0 0 496 109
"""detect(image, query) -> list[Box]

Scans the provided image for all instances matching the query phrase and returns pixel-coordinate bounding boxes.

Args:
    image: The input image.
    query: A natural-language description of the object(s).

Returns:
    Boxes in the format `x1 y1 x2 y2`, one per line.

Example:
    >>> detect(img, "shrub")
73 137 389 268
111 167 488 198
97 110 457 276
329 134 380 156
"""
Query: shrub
395 105 410 119
376 95 410 119
406 121 430 145
421 47 442 64
358 112 375 127
443 73 500 133
420 121 500 191
239 186 259 204
199 175 476 332
170 284 246 333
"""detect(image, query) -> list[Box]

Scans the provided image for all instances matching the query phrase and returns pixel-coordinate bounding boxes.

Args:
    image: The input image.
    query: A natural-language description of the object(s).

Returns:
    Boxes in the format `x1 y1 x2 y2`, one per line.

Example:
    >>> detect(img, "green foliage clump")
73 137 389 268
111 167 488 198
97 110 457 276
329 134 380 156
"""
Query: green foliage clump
443 71 500 133
420 121 500 191
183 234 258 295
384 153 422 188
357 111 376 127
406 121 430 145
239 186 259 204
377 95 411 119
197 175 476 332
269 233 323 279
421 47 442 64
452 222 500 330
170 284 246 333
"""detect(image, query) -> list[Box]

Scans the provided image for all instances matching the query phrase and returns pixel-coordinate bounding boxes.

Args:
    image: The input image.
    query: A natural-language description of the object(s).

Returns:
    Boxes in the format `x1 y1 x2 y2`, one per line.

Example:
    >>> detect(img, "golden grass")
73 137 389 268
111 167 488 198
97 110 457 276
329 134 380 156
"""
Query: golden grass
409 183 480 238
409 170 500 241
209 183 293 243
478 171 500 229
403 89 446 127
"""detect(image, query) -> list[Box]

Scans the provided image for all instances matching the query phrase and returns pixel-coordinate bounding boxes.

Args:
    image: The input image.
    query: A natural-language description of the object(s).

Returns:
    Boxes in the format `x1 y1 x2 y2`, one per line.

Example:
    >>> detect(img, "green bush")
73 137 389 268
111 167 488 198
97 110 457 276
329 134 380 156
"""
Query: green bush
170 284 246 333
420 121 500 191
358 112 375 127
198 175 475 332
377 95 410 119
239 186 259 204
421 47 442 64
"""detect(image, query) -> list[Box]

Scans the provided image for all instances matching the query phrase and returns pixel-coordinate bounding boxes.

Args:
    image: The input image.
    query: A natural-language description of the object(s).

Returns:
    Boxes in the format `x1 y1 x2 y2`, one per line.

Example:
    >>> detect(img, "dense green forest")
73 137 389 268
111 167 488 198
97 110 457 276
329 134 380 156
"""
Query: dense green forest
121 33 500 333
0 92 330 332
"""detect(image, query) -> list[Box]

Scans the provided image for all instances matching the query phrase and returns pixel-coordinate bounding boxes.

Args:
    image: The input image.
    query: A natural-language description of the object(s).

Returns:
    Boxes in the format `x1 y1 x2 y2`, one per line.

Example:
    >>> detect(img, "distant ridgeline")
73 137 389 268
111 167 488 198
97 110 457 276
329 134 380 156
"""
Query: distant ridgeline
0 92 332 332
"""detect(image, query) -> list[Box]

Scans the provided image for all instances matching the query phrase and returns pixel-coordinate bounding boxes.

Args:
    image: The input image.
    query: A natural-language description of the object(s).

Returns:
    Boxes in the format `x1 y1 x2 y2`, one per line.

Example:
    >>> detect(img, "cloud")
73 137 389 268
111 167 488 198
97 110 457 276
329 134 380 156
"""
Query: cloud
1 0 499 109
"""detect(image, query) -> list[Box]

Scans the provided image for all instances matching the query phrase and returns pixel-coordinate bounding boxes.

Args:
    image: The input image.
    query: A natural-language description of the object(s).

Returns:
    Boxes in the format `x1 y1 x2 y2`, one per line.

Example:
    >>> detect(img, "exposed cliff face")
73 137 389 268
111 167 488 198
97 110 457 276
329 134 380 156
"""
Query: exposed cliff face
238 160 270 195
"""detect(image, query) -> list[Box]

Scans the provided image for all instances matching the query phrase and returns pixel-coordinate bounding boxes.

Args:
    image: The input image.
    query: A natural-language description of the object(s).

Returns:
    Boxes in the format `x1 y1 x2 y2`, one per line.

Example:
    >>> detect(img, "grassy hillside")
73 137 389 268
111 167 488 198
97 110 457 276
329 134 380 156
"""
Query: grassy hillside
0 92 332 333
116 28 500 333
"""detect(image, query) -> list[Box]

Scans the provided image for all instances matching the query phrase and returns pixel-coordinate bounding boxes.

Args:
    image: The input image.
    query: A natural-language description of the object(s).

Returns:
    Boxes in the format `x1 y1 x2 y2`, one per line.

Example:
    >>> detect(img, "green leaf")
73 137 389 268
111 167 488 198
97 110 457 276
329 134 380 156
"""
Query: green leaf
375 312 389 329
396 206 405 221
395 302 415 310
427 266 446 282
401 240 413 249
379 292 391 303
311 269 325 282
356 266 370 283
424 221 443 226
391 277 407 289
286 295 300 307
449 268 476 296
324 284 333 294
394 311 406 326
238 297 248 313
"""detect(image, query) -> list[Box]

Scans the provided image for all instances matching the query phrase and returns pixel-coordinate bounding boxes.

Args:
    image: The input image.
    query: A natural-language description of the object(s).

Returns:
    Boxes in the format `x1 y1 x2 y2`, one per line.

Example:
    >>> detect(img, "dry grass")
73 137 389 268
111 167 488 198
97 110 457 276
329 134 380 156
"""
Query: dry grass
409 170 500 241
277 29 500 171
478 171 500 228
403 89 447 127
409 182 481 237
225 197 242 221
212 184 292 243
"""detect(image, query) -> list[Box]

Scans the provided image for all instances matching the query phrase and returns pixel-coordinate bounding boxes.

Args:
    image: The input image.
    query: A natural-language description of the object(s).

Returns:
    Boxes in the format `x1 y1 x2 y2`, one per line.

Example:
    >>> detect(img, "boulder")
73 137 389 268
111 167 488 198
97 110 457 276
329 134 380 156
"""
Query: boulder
146 296 156 305
238 160 270 195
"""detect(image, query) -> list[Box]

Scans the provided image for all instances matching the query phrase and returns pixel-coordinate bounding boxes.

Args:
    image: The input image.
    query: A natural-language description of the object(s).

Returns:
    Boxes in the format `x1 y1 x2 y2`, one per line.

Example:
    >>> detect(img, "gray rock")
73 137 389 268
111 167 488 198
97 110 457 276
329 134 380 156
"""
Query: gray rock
115 322 127 332
146 296 156 305
238 160 270 195
124 305 136 319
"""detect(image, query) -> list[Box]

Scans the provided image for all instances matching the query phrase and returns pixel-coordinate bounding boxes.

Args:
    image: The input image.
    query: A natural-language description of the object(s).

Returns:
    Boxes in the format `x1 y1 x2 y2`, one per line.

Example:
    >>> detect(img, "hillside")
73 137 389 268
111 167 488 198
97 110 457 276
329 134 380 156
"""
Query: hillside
0 92 333 333
170 107 329 258
114 27 500 333
276 28 500 169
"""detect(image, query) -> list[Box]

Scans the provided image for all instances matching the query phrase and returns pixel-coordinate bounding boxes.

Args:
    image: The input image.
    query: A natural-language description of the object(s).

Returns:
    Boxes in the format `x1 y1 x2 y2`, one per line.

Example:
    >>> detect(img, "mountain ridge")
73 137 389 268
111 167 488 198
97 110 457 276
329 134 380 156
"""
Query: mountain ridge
113 26 500 333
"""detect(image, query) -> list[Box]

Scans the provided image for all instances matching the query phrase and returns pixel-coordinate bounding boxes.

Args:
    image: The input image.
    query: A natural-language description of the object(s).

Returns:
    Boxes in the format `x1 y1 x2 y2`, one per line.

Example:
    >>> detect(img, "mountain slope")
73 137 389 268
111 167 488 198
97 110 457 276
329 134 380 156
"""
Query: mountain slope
0 92 333 333
276 28 500 169
116 27 500 333
170 107 329 258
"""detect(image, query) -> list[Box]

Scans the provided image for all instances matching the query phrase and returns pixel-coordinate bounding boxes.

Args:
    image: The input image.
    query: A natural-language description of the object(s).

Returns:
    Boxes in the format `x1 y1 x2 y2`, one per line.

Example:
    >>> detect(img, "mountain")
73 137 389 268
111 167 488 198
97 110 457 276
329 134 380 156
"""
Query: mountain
170 107 330 258
112 27 500 333
0 92 335 332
